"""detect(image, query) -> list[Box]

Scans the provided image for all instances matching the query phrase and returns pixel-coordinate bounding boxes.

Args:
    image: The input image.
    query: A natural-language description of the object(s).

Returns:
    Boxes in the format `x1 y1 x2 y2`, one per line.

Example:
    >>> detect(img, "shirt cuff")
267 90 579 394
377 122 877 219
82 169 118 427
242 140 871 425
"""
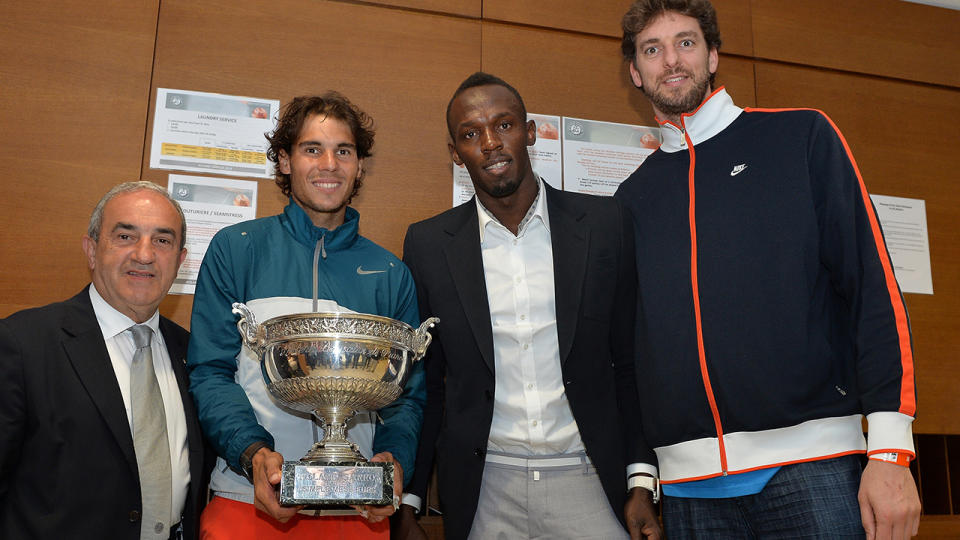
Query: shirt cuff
865 411 915 458
402 493 423 513
626 462 658 481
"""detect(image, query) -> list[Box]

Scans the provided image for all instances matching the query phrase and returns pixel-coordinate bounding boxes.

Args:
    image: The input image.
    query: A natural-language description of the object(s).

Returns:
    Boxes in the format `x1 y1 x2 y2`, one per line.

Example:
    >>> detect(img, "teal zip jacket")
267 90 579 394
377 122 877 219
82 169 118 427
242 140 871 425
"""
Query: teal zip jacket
188 200 424 489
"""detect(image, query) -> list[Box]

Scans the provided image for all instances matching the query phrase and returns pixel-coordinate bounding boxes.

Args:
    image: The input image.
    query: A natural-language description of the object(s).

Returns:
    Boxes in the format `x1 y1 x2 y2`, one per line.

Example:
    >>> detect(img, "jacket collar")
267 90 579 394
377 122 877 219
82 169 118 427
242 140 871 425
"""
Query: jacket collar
281 199 360 251
657 87 742 153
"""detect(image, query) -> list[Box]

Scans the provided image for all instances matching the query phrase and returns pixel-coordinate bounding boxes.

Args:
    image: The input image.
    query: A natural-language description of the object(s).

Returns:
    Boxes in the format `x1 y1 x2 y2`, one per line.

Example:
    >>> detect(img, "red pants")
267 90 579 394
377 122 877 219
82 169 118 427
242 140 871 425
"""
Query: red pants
200 496 389 539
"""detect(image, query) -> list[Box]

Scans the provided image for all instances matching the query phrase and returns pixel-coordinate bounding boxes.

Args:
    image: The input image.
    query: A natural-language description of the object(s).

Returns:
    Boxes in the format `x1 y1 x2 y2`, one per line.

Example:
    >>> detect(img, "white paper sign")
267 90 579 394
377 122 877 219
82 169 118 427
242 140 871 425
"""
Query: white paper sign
561 117 660 196
167 174 258 294
870 194 933 295
151 89 279 178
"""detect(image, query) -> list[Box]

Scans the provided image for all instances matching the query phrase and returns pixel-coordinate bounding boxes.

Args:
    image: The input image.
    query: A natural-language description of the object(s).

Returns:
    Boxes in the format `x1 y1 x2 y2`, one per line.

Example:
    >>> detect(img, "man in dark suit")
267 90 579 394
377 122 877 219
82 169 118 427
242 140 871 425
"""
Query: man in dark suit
393 73 661 540
0 181 208 539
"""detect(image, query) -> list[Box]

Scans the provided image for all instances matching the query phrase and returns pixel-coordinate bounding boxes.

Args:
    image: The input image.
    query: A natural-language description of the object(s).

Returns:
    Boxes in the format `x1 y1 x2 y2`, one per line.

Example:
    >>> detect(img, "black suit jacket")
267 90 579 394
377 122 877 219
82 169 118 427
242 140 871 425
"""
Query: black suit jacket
0 287 209 540
403 184 653 540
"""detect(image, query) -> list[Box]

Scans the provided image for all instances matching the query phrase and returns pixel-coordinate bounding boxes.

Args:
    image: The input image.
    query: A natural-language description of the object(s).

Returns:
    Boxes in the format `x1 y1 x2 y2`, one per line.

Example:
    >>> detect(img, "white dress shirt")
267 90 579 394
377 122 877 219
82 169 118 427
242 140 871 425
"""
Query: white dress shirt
477 179 586 456
89 286 190 525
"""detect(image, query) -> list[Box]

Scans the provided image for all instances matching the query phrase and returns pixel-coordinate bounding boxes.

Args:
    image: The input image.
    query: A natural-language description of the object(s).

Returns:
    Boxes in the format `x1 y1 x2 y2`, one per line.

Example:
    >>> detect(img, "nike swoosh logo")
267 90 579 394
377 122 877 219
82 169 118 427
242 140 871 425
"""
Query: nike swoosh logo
730 164 747 176
357 265 386 275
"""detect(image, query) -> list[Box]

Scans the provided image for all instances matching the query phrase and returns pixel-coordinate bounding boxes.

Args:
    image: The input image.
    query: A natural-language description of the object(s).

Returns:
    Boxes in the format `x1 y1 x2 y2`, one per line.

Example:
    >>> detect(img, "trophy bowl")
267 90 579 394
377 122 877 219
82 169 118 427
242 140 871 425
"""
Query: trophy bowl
232 302 438 506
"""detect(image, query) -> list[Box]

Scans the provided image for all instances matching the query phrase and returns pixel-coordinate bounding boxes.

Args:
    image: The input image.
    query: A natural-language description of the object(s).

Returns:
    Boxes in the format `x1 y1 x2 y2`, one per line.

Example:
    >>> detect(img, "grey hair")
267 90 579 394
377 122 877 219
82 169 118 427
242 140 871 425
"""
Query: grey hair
87 181 187 250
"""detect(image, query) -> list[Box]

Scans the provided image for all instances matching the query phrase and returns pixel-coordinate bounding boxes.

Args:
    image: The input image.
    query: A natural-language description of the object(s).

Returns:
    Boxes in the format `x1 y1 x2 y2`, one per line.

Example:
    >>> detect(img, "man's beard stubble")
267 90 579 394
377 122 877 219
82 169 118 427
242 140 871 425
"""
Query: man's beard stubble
644 70 712 118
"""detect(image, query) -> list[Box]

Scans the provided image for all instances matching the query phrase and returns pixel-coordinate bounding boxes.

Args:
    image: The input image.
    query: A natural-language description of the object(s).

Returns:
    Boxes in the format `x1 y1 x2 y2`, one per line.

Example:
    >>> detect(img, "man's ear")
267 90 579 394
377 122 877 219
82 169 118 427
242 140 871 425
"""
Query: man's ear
81 235 97 270
629 60 644 89
448 142 464 166
526 119 537 146
279 149 291 174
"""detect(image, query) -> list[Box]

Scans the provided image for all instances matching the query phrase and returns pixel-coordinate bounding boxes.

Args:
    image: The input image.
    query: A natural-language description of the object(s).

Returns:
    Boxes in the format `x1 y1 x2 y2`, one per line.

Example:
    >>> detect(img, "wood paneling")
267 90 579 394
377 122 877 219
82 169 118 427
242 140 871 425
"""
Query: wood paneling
481 22 651 126
0 0 160 318
713 0 753 57
483 0 630 37
755 63 960 434
751 0 960 87
714 56 756 107
366 0 480 17
482 0 752 57
918 516 960 538
147 0 480 327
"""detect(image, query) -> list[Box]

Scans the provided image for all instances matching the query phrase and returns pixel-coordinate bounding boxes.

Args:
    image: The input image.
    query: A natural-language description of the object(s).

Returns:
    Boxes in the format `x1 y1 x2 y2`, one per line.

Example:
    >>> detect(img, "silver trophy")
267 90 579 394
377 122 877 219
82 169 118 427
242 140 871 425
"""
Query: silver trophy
232 302 438 506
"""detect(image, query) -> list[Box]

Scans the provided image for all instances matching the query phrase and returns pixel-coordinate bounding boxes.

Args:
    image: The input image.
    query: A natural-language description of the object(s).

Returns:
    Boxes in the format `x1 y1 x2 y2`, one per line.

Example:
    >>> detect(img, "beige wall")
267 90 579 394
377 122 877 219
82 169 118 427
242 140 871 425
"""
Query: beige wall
2 0 959 531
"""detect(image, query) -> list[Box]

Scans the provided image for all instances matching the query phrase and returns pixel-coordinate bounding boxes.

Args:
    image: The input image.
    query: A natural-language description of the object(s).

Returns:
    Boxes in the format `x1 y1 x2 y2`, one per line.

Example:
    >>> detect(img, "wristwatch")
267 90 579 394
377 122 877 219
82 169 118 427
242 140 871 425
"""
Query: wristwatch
239 441 271 483
628 474 661 504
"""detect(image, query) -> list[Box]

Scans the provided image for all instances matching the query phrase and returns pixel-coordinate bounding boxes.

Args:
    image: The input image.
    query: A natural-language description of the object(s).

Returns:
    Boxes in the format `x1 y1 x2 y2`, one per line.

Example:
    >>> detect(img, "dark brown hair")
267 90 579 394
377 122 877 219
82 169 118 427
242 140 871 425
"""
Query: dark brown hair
621 0 721 83
266 92 375 198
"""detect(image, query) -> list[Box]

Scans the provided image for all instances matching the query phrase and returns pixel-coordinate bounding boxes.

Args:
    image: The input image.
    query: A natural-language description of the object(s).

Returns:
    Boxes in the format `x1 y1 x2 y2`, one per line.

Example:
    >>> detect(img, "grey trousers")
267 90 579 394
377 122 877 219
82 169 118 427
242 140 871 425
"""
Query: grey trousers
467 453 628 540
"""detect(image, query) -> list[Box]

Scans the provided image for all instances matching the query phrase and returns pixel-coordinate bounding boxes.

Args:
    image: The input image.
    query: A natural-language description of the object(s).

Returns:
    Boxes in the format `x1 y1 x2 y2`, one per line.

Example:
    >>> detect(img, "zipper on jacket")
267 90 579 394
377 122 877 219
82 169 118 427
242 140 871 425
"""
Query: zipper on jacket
312 234 326 312
684 128 729 474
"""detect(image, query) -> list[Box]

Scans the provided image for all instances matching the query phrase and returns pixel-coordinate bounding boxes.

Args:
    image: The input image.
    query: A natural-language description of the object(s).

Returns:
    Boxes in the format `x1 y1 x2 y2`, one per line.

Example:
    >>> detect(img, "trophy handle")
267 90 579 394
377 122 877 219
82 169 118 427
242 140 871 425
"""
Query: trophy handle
412 317 440 361
231 302 264 352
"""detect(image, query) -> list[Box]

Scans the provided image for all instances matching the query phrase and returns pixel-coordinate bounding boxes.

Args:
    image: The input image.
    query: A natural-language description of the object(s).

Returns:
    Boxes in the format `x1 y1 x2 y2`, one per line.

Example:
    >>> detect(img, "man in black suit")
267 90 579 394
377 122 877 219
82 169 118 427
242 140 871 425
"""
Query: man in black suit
393 73 661 540
0 181 208 539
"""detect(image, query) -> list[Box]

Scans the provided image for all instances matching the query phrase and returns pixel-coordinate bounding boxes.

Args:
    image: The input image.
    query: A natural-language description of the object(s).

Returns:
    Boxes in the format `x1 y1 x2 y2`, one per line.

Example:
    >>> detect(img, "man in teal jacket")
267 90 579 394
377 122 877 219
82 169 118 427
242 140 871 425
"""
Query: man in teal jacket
187 92 423 539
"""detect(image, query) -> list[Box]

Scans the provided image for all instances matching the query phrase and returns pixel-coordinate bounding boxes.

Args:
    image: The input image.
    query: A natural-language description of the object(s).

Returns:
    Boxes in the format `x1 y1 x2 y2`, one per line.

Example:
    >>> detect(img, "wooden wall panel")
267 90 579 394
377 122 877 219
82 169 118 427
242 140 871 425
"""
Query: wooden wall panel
483 0 753 56
751 0 960 88
147 0 480 326
483 0 629 37
755 63 960 434
713 0 753 57
367 0 480 17
714 56 756 107
481 22 652 125
0 1 160 318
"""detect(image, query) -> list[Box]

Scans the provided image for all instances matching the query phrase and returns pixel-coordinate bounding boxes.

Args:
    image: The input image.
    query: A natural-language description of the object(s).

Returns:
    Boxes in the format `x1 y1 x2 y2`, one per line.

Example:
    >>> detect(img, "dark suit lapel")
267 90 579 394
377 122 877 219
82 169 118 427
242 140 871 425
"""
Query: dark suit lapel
61 290 139 476
546 187 588 366
442 204 496 373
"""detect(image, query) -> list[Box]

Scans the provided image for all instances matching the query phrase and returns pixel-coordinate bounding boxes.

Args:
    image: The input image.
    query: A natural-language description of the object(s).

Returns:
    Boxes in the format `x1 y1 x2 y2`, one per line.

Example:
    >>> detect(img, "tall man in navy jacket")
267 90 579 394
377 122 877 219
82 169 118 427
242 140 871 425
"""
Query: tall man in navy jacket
395 73 661 540
616 1 921 538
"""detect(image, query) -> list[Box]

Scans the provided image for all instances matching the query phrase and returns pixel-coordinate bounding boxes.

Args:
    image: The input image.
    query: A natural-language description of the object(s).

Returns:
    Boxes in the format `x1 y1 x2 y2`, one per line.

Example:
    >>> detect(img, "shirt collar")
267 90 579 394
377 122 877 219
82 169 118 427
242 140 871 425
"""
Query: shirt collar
88 284 160 342
476 176 550 243
657 87 743 153
281 199 360 251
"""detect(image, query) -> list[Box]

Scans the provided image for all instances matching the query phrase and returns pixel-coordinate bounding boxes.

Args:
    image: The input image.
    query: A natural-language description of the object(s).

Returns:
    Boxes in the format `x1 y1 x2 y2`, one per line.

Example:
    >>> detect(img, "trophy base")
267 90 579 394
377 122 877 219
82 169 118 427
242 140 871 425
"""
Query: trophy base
279 460 394 506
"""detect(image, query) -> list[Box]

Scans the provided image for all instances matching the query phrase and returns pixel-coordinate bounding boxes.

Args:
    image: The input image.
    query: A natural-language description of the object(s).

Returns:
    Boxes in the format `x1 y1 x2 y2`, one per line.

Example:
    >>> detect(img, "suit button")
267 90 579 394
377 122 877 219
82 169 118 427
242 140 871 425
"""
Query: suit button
129 510 141 522
474 448 485 458
565 380 572 386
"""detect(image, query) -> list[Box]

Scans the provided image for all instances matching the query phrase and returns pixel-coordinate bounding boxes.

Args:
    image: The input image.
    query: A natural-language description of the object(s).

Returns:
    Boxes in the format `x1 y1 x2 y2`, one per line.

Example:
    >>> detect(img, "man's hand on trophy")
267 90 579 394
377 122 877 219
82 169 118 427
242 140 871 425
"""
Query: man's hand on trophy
251 447 304 522
355 451 404 523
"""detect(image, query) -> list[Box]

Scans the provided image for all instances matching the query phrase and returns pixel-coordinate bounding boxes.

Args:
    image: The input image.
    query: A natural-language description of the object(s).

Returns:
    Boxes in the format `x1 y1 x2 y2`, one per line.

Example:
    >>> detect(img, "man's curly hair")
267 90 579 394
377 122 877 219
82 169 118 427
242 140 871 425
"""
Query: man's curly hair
621 0 721 86
266 91 375 200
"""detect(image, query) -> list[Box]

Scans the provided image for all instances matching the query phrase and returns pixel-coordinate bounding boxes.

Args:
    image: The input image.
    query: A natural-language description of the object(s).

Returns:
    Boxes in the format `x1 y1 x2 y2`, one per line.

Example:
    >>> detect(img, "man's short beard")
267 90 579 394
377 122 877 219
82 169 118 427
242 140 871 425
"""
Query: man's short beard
644 74 711 117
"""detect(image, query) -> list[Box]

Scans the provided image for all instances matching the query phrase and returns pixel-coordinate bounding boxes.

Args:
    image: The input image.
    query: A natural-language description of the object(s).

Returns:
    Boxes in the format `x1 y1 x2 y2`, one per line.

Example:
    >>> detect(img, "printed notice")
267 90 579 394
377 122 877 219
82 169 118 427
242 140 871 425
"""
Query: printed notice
151 89 279 178
168 174 258 294
453 114 563 207
870 194 933 295
561 117 660 196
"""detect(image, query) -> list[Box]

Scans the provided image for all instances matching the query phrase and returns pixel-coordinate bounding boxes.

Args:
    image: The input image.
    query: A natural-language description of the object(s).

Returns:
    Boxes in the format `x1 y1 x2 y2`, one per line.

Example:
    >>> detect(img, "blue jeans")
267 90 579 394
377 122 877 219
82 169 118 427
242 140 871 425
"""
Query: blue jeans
663 455 866 539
